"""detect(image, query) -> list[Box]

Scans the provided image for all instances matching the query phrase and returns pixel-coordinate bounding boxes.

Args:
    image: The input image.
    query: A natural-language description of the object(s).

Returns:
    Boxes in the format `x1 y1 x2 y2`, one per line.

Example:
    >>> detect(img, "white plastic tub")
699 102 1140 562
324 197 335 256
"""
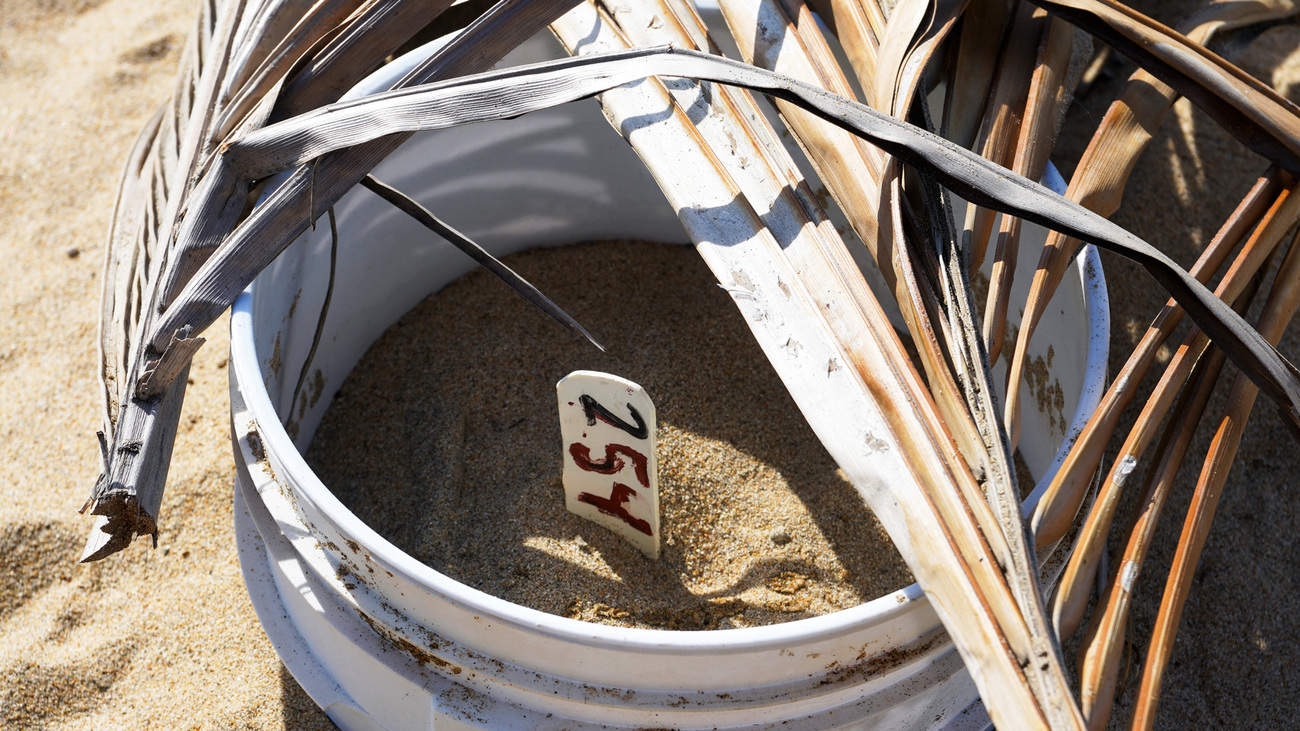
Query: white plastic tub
229 20 1108 731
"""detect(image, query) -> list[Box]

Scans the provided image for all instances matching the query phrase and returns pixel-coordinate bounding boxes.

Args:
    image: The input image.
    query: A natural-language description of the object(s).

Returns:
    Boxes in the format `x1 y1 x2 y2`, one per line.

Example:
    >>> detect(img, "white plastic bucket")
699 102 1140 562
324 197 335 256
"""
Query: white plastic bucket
229 19 1108 731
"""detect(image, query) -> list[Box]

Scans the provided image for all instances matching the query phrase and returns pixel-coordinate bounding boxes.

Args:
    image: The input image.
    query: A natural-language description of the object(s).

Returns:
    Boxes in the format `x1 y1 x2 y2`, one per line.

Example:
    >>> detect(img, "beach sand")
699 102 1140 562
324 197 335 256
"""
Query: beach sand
0 0 331 727
0 0 1296 727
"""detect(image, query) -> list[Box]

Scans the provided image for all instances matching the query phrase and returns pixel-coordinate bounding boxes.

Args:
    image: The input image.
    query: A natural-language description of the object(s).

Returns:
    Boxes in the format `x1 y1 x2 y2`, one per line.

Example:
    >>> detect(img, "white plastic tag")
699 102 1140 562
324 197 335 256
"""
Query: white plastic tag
556 371 659 559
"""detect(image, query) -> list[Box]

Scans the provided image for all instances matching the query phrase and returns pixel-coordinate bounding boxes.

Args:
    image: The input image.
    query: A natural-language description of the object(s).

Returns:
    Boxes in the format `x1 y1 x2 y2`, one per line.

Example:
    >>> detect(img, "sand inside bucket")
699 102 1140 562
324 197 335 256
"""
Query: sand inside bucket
306 240 914 630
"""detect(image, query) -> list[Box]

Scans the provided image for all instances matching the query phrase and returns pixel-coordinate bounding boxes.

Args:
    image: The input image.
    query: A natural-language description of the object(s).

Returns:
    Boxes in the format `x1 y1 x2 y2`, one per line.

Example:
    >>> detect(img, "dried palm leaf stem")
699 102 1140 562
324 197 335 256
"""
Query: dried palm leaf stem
206 36 1300 608
607 0 1027 635
92 0 277 556
873 1 1080 721
1075 280 1260 729
89 6 1300 723
159 50 1300 510
1132 223 1300 731
1029 0 1300 176
83 0 249 561
1049 178 1300 640
715 0 991 473
1002 0 1298 450
549 4 1057 725
620 0 1002 524
876 0 1027 501
941 0 1013 151
213 0 370 139
878 0 1086 719
1031 168 1287 547
961 1 1044 276
913 87 1083 727
983 12 1079 369
106 11 1300 712
873 0 997 466
85 0 585 559
804 0 885 107
626 0 1040 634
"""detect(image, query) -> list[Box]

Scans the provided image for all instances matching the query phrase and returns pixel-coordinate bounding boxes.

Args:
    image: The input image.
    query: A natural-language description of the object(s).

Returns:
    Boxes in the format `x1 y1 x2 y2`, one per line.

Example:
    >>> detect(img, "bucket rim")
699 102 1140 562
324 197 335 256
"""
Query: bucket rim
229 20 1108 655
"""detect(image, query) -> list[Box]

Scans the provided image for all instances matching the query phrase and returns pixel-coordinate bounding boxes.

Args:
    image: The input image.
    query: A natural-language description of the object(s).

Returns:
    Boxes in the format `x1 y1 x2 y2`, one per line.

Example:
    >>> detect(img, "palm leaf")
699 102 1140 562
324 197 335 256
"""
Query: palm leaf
86 0 1300 727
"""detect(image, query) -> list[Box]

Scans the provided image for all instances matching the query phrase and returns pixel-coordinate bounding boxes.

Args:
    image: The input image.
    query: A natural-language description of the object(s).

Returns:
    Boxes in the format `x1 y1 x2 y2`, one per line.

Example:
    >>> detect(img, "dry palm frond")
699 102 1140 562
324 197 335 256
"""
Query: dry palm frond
981 12 1078 373
1048 180 1300 640
1131 226 1300 730
1004 0 1300 456
87 0 1300 727
551 6 1049 722
960 0 1041 275
1075 339 1228 728
1030 167 1289 546
86 0 585 562
1031 0 1300 175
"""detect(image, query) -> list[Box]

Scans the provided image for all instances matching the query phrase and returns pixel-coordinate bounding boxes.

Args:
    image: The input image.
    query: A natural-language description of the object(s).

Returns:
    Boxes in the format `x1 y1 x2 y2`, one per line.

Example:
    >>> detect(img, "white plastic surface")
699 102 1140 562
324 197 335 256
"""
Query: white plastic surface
230 14 1106 731
557 371 661 559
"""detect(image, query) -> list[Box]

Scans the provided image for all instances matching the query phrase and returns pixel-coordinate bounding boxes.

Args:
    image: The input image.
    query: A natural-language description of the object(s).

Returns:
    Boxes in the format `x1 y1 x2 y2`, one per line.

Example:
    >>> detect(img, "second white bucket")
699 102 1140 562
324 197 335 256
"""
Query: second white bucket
230 20 1108 731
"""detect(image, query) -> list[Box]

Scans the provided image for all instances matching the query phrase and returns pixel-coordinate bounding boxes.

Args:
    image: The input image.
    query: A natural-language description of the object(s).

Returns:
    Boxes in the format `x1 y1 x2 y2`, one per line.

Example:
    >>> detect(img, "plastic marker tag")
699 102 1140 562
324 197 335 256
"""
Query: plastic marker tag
557 371 659 559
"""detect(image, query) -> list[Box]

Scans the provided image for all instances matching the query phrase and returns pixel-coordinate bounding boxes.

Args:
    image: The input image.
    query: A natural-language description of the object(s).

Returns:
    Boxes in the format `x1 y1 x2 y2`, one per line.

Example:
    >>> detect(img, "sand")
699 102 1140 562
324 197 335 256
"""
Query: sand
1 0 1297 726
0 0 332 727
306 241 913 631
